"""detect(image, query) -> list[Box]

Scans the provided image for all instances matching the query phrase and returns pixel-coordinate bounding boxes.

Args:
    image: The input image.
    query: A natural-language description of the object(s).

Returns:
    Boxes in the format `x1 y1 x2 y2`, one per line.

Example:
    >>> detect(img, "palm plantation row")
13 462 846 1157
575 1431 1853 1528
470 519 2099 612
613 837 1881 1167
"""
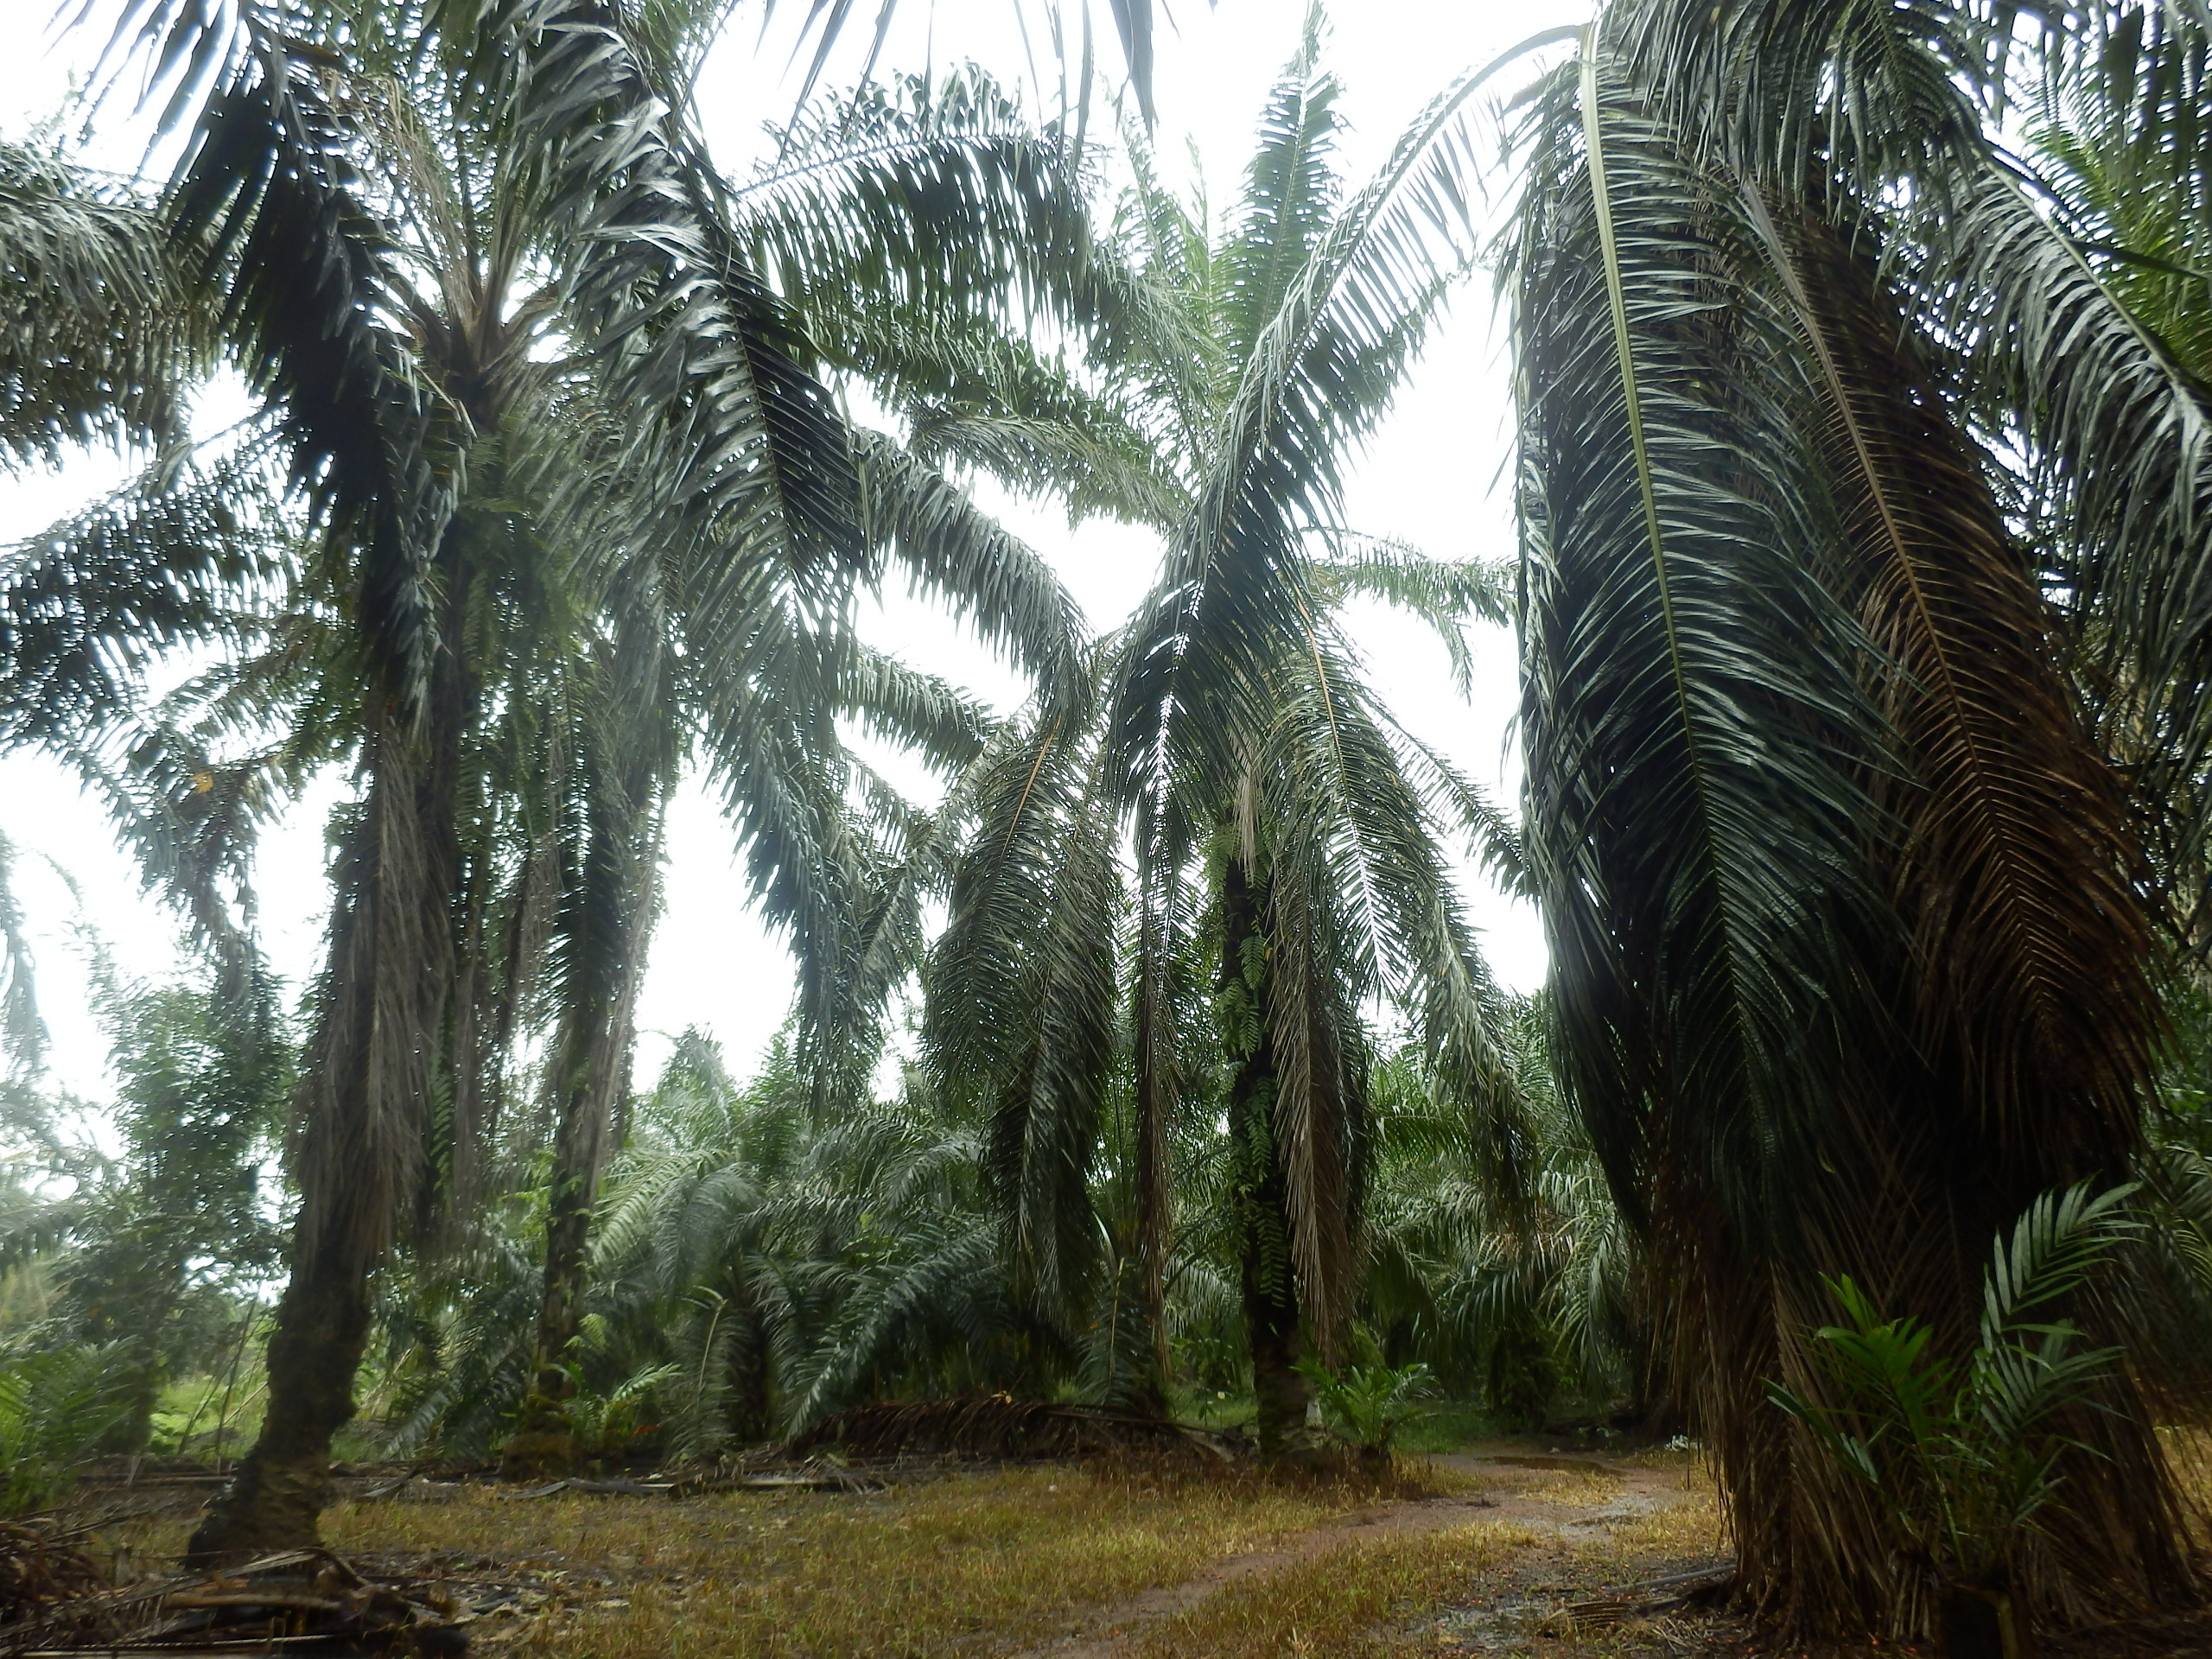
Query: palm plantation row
6 0 2212 1649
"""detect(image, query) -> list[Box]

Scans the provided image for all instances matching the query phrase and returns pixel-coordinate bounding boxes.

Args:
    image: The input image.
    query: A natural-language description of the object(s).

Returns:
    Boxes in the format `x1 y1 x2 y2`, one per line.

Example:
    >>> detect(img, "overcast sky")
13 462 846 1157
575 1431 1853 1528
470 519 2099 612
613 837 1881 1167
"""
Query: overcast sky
0 0 1577 1103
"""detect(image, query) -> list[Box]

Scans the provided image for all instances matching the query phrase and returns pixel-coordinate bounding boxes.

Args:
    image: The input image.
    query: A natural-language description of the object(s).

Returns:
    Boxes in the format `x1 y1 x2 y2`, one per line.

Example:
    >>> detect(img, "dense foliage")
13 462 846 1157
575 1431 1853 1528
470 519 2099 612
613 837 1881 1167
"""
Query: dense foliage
6 0 2212 1649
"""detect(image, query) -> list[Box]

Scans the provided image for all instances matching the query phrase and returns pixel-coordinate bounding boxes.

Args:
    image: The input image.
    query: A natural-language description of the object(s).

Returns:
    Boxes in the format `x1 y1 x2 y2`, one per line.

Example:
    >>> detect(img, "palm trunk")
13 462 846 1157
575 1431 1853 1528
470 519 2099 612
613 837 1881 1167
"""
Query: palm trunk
186 1241 373 1560
188 695 463 1562
1221 848 1315 1458
505 738 661 1476
1239 1166 1311 1456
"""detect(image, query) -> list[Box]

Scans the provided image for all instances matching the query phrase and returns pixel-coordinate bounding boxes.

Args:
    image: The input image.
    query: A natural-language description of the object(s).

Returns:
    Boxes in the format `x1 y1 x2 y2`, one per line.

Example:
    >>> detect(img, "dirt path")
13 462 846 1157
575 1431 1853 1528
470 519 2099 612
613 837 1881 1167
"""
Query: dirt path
1005 1449 1695 1659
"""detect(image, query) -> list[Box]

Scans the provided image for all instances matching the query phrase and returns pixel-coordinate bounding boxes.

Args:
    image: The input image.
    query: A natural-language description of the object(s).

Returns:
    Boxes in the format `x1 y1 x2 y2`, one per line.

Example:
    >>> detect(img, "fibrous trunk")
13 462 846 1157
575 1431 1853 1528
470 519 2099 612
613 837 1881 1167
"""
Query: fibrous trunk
505 741 660 1476
1221 849 1315 1458
188 706 460 1561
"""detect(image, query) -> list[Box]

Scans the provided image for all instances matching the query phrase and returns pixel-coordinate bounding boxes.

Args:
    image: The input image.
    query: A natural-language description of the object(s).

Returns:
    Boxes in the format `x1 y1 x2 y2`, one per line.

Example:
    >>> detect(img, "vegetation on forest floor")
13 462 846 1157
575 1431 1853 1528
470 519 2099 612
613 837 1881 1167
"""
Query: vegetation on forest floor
66 1451 1744 1659
94 1464 1421 1658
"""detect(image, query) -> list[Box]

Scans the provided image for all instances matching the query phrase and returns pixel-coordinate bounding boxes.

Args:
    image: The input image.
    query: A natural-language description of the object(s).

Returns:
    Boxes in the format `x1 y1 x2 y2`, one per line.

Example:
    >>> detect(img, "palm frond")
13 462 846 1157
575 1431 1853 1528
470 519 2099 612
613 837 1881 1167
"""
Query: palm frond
0 142 197 467
1306 531 1512 696
113 0 464 709
850 427 1087 701
925 699 1121 1312
0 441 289 753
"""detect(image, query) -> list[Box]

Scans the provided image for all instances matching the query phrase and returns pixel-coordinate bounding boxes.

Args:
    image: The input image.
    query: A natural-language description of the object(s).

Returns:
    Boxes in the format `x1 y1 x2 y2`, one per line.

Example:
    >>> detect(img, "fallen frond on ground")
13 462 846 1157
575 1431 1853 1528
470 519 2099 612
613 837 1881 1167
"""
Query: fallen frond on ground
0 1546 462 1658
0 1519 104 1630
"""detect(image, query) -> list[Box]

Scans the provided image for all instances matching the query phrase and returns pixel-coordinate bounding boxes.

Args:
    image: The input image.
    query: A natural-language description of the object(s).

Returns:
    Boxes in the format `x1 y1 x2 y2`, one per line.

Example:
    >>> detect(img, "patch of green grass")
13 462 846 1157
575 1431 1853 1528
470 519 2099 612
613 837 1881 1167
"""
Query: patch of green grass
146 1373 264 1459
1128 1522 1535 1659
1390 1402 1500 1454
1172 1388 1258 1433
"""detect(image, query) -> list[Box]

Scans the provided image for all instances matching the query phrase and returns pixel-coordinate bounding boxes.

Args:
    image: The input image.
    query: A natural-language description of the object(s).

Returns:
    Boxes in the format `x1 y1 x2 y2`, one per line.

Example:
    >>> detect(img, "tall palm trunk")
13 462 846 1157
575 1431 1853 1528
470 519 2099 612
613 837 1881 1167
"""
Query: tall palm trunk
506 716 664 1474
1220 849 1313 1457
189 620 471 1561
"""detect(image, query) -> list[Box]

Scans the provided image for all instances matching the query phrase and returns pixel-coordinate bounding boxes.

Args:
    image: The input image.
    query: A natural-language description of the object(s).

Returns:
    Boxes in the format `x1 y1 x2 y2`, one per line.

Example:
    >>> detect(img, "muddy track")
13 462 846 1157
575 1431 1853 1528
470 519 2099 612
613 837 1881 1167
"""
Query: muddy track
1003 1450 1693 1659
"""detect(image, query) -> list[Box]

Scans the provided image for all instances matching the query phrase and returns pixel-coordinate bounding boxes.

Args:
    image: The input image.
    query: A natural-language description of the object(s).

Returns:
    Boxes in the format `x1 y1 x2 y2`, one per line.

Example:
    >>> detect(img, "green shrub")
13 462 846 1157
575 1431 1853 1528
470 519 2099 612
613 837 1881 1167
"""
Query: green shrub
1296 1332 1433 1457
1769 1182 2135 1597
0 1343 134 1513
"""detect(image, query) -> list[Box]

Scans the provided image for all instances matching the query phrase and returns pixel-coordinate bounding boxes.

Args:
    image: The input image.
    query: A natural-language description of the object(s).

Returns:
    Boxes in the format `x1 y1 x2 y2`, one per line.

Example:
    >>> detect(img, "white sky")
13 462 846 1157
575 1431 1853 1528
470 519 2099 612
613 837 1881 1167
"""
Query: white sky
0 0 1576 1102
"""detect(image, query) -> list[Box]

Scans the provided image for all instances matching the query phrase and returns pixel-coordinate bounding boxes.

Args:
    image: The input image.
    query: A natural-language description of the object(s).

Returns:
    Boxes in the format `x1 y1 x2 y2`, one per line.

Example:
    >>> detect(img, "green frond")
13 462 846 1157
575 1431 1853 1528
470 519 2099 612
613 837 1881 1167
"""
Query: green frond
851 426 1087 701
0 442 289 753
0 142 199 467
841 646 997 770
745 70 1104 341
925 701 1122 1312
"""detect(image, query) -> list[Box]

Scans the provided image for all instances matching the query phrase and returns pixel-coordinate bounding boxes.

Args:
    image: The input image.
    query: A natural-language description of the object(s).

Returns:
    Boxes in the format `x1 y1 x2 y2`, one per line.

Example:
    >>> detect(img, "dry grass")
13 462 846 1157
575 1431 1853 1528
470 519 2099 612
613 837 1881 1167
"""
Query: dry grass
1567 1452 1726 1571
1392 1457 1497 1499
75 1452 1726 1659
1127 1522 1536 1659
1570 1486 1726 1569
112 1465 1395 1659
2163 1424 2212 1522
1493 1465 1627 1508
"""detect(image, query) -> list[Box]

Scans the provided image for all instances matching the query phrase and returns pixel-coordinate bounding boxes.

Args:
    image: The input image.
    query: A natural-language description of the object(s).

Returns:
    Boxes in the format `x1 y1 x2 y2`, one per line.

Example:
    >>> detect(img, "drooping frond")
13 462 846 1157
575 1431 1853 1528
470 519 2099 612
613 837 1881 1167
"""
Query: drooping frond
743 69 1104 341
1260 640 1519 1336
1512 35 1890 1236
0 142 197 467
925 696 1122 1311
479 0 865 586
1306 532 1512 696
112 0 464 709
850 427 1086 701
0 442 288 752
840 645 996 770
1758 193 2157 1187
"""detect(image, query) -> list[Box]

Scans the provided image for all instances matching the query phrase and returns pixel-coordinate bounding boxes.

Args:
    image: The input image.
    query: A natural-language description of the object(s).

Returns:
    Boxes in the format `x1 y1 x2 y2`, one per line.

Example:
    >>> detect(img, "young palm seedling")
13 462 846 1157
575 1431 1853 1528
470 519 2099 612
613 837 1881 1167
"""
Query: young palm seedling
1769 1182 2139 1658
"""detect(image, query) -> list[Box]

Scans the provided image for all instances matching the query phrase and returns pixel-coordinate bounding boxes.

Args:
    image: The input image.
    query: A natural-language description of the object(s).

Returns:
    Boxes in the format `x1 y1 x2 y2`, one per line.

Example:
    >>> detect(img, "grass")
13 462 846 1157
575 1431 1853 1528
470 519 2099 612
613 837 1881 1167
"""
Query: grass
1128 1523 1535 1659
83 1437 1735 1658
300 1464 1399 1659
1393 1403 1503 1455
1571 1485 1726 1568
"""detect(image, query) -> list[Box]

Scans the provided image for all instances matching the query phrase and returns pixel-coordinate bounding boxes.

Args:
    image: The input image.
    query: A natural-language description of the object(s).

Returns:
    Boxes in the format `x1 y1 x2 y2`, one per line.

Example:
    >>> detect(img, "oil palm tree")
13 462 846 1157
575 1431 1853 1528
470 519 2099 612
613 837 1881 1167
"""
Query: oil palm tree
920 20 1524 1454
1363 1001 1643 1427
10 0 1098 1554
1505 0 2212 1637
